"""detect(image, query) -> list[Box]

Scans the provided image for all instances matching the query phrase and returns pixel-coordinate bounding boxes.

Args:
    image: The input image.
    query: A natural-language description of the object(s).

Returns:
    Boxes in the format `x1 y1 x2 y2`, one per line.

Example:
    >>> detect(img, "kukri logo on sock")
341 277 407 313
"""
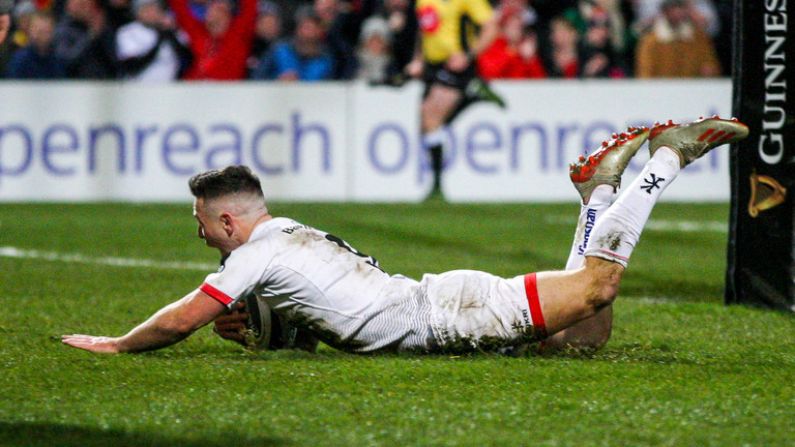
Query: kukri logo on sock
641 174 666 194
577 208 598 255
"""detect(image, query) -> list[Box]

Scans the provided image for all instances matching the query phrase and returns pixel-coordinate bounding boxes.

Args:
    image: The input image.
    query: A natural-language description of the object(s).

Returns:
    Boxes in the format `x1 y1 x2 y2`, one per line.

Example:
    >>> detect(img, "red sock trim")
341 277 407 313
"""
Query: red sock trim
524 273 547 339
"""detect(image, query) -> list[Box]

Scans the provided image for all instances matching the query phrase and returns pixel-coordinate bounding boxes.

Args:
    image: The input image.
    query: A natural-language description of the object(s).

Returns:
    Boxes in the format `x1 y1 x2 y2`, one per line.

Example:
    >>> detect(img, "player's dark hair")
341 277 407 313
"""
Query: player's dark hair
188 165 264 200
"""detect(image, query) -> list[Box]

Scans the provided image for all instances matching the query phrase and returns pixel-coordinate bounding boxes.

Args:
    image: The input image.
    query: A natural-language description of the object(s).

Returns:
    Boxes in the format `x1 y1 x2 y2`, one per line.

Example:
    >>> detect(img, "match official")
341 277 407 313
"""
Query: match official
406 0 502 200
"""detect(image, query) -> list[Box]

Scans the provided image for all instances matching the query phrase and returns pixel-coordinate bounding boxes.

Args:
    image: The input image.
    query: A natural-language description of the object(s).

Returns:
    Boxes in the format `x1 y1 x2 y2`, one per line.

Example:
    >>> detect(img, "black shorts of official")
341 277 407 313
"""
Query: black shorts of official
422 62 489 125
422 62 477 98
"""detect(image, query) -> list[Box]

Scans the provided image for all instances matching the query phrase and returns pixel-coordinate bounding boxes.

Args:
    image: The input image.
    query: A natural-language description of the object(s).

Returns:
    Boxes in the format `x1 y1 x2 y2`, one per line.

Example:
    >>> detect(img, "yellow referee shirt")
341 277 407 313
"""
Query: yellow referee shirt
416 0 494 64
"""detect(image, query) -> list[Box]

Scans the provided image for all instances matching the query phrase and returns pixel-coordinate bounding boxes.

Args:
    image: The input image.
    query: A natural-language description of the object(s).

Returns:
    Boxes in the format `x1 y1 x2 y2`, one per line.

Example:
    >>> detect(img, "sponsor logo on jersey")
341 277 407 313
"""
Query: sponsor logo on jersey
417 6 440 33
282 224 309 234
576 208 597 255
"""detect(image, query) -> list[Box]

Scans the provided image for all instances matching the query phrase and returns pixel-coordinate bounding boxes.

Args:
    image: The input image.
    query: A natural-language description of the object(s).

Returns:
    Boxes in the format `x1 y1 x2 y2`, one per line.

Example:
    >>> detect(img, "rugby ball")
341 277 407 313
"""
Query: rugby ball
242 295 319 352
243 294 272 349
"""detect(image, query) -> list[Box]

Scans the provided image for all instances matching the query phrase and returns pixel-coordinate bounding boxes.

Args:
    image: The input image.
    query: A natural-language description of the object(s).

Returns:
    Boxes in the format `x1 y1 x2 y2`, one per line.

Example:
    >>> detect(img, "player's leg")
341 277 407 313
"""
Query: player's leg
544 126 650 349
535 117 749 337
421 83 463 197
442 76 506 126
421 64 505 199
564 126 650 269
541 305 613 350
531 257 623 336
582 117 747 266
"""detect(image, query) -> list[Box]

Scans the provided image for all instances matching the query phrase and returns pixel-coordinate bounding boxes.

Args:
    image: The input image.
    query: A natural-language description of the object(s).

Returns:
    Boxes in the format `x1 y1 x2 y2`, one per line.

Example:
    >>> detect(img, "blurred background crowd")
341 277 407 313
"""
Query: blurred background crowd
0 0 732 82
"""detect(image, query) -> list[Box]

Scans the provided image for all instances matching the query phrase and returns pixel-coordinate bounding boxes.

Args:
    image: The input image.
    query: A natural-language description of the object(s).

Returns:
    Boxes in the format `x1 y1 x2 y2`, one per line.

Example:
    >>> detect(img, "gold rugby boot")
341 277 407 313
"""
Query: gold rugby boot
648 116 749 168
569 126 650 204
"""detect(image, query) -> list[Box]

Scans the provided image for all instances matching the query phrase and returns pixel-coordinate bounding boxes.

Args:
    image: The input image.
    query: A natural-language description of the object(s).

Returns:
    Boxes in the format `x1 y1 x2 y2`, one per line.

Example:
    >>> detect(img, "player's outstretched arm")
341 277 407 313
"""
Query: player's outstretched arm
62 289 226 354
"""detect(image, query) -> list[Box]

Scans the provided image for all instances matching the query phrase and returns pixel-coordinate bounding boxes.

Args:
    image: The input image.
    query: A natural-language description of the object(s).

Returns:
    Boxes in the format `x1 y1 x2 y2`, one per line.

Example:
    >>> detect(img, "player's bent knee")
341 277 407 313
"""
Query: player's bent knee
585 324 612 350
588 279 619 310
585 264 623 309
541 326 611 353
591 278 619 307
542 308 613 353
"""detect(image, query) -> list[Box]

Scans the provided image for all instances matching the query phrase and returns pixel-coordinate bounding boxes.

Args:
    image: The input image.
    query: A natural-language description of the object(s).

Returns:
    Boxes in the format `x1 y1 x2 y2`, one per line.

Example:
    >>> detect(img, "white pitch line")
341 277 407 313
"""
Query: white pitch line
644 219 727 233
0 246 216 271
544 216 727 233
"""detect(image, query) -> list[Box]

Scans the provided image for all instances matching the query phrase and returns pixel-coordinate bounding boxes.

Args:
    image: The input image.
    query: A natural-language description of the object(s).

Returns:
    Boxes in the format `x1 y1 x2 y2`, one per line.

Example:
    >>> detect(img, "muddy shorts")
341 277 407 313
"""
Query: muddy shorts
420 270 546 352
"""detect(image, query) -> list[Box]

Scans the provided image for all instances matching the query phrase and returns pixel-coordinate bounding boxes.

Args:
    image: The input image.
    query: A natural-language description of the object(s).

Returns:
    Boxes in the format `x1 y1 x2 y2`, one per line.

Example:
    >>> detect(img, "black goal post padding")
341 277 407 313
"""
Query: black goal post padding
726 0 794 312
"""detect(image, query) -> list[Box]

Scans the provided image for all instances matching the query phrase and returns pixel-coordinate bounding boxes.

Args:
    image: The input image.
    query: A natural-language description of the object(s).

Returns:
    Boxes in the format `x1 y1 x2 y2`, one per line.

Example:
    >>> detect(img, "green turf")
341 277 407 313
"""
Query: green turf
1 203 793 446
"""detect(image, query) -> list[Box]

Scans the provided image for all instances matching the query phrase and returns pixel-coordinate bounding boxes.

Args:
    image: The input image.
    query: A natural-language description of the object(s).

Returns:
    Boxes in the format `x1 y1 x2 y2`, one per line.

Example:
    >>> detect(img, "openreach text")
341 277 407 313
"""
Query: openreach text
0 113 723 184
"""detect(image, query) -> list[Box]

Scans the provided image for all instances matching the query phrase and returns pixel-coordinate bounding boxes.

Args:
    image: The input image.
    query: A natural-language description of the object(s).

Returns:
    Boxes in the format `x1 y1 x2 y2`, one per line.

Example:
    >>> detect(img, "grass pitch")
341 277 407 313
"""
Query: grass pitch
0 202 793 446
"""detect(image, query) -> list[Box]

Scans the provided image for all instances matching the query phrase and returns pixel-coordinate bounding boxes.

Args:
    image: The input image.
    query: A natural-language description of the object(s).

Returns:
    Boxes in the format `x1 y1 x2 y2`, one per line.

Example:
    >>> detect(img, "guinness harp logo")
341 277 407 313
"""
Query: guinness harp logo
748 172 787 218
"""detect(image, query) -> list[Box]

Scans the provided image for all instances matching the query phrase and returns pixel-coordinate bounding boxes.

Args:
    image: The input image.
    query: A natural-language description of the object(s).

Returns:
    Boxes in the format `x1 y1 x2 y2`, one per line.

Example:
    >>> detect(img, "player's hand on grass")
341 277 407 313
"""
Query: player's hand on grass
61 335 120 353
213 302 248 346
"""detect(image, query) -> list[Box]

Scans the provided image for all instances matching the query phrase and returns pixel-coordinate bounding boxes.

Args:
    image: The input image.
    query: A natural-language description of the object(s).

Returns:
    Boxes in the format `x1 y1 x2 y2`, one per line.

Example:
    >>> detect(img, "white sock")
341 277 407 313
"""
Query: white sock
583 147 681 267
422 127 449 148
565 184 615 270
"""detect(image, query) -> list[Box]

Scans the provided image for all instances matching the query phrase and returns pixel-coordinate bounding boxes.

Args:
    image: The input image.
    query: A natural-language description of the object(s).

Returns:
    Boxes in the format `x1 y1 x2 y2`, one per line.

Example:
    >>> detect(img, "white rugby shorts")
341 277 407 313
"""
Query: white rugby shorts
419 270 547 351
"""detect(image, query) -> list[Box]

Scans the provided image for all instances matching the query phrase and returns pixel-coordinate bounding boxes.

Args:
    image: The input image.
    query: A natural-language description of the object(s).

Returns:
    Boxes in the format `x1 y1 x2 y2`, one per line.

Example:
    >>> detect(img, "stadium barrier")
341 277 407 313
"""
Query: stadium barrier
0 80 731 203
726 0 794 312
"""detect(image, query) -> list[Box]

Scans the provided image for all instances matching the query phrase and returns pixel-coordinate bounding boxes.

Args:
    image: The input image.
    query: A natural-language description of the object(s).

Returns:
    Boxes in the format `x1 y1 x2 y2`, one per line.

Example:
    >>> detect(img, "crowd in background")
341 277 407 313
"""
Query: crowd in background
0 0 732 81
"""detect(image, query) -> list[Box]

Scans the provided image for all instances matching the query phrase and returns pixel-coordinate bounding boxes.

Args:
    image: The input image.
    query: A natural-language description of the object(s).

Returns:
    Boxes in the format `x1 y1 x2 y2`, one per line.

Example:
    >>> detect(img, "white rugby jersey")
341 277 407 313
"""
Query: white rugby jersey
200 217 436 353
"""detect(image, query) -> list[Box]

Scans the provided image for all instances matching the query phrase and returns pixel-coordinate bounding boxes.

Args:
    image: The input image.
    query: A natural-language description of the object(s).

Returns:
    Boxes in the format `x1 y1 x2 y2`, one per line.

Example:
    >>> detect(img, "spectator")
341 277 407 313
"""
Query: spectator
246 0 281 77
545 15 579 78
168 0 256 80
633 0 719 38
687 0 720 37
532 0 577 35
477 6 546 80
186 0 209 20
54 0 118 79
106 0 135 29
312 0 368 80
253 6 334 81
377 0 415 77
0 1 35 74
568 0 628 54
6 11 66 78
355 16 390 83
578 8 625 78
635 0 720 78
0 0 10 45
116 0 187 81
10 1 36 49
313 0 336 27
265 0 300 34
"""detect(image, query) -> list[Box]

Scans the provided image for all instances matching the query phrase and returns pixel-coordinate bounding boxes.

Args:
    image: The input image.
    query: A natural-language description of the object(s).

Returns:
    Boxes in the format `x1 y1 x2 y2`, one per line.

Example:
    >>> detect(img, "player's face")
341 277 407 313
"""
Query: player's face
193 198 227 250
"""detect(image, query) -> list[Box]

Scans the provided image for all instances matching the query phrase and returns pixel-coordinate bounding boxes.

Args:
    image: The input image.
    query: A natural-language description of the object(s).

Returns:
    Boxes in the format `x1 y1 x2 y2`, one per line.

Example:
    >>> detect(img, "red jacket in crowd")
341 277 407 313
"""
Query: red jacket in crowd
168 0 256 80
478 37 547 80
